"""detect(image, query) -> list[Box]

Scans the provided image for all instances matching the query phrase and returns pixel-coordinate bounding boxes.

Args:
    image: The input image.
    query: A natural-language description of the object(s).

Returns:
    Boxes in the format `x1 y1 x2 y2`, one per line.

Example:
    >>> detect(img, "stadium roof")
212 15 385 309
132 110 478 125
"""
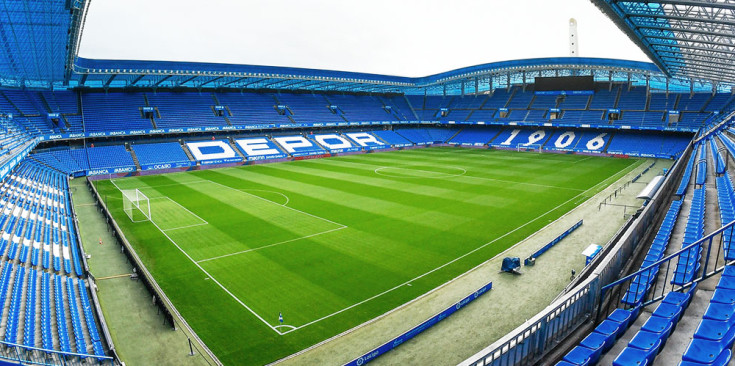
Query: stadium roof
0 0 733 94
591 0 735 84
68 56 725 94
0 0 89 89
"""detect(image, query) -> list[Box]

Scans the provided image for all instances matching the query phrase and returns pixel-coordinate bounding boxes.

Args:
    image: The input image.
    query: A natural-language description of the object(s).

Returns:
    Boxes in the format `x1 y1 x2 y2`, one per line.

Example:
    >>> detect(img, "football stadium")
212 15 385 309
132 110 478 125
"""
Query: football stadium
0 1 734 365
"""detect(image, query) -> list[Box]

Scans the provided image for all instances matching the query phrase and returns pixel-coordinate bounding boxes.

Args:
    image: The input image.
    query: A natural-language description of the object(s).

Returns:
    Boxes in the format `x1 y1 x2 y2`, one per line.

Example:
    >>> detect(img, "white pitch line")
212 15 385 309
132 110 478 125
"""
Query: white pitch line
572 156 595 164
456 174 586 192
196 226 347 263
108 179 284 334
158 197 209 226
277 158 644 334
162 222 209 232
109 157 642 335
194 176 347 229
274 324 297 331
113 179 209 190
234 189 290 206
333 156 584 191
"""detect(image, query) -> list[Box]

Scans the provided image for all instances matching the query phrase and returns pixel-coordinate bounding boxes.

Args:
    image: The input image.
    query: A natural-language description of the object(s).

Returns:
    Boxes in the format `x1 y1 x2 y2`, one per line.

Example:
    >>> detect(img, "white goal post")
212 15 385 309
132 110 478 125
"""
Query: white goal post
517 144 542 153
122 189 151 223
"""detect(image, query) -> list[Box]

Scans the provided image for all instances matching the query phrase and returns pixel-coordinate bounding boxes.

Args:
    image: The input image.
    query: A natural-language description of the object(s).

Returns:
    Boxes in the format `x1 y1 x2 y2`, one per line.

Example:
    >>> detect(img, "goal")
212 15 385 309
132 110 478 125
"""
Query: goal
122 189 151 223
517 144 542 153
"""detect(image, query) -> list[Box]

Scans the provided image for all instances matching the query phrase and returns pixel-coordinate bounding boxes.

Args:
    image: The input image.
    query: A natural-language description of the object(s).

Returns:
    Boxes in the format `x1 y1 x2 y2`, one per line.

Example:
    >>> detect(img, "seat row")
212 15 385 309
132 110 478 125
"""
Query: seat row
622 200 683 305
613 286 697 365
716 175 735 260
680 266 735 365
672 188 706 286
695 144 707 186
709 138 726 175
676 151 697 197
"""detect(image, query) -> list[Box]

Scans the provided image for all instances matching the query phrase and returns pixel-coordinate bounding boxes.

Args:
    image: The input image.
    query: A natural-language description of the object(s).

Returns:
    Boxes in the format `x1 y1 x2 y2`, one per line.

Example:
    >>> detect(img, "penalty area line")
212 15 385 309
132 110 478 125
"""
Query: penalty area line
195 176 347 228
108 179 283 335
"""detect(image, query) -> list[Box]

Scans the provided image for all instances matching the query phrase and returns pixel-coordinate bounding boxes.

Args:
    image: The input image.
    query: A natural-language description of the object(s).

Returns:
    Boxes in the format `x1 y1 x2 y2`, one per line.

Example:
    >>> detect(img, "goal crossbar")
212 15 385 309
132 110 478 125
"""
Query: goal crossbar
122 189 151 223
517 144 543 153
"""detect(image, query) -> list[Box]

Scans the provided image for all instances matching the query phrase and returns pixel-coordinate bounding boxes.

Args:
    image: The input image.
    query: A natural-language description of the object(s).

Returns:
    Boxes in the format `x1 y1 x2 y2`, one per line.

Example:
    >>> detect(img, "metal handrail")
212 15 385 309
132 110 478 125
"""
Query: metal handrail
600 219 735 309
0 339 114 365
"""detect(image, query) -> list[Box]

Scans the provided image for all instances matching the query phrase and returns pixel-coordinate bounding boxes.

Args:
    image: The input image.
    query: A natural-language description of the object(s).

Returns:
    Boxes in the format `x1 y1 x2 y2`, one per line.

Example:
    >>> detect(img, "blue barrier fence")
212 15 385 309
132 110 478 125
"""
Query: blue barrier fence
345 281 493 366
140 161 195 171
525 220 583 265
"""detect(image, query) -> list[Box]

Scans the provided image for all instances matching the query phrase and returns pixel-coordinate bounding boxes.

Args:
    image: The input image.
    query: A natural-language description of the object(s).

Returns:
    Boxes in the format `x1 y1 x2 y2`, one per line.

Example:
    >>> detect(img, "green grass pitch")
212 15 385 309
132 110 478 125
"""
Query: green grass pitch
92 147 639 365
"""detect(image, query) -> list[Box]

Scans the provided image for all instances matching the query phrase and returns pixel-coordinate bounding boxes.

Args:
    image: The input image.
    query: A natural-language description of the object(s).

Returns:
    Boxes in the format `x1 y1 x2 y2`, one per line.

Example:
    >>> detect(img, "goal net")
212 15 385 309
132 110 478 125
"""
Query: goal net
517 144 542 153
122 189 151 223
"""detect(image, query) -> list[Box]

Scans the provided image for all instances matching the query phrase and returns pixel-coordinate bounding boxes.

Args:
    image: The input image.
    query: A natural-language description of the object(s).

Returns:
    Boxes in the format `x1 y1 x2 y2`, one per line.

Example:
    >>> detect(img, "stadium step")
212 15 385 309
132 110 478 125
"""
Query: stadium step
445 128 463 143
71 278 95 355
223 116 233 126
60 115 71 131
304 133 328 151
504 87 518 109
37 92 54 114
125 143 142 171
613 85 622 109
0 265 19 336
15 266 29 346
179 140 197 163
227 138 246 159
402 95 420 120
602 132 616 153
0 92 22 116
369 132 391 145
655 275 717 364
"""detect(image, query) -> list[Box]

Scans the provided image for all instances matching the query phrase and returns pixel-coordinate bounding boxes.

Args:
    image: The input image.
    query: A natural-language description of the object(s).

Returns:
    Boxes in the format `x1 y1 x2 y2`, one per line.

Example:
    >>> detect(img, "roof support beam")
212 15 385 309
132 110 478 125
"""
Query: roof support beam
634 24 735 39
240 78 267 88
612 0 735 12
666 65 735 82
661 55 730 72
628 14 735 28
218 77 248 88
280 79 313 89
129 74 146 86
646 34 735 50
648 41 735 57
103 74 117 88
653 47 735 65
175 75 198 87
152 75 173 87
198 76 223 87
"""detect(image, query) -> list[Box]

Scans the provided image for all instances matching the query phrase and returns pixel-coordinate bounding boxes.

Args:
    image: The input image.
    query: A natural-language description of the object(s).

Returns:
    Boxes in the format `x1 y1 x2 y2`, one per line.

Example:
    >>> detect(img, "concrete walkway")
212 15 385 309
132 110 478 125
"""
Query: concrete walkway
71 179 211 366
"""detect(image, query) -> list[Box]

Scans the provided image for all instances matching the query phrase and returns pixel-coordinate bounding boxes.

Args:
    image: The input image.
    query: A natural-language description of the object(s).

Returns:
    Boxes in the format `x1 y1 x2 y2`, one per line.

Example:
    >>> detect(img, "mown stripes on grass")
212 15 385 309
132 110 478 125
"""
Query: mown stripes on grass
95 147 639 365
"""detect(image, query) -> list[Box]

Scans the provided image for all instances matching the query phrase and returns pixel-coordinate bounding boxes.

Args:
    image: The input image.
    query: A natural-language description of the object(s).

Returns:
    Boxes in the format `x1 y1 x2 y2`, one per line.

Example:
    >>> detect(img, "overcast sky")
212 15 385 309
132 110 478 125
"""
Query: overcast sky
78 0 650 78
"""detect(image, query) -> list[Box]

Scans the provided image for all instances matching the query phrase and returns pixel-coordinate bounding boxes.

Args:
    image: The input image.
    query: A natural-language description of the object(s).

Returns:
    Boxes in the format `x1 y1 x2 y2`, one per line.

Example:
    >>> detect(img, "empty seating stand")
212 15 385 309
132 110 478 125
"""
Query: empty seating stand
622 200 683 306
0 159 109 361
671 187 706 286
612 288 696 366
680 267 735 365
132 142 191 166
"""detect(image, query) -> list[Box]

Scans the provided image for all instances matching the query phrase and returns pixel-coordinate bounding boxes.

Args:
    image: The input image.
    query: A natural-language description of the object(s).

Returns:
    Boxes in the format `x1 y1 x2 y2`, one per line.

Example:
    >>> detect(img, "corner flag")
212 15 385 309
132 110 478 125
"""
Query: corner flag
279 312 283 324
